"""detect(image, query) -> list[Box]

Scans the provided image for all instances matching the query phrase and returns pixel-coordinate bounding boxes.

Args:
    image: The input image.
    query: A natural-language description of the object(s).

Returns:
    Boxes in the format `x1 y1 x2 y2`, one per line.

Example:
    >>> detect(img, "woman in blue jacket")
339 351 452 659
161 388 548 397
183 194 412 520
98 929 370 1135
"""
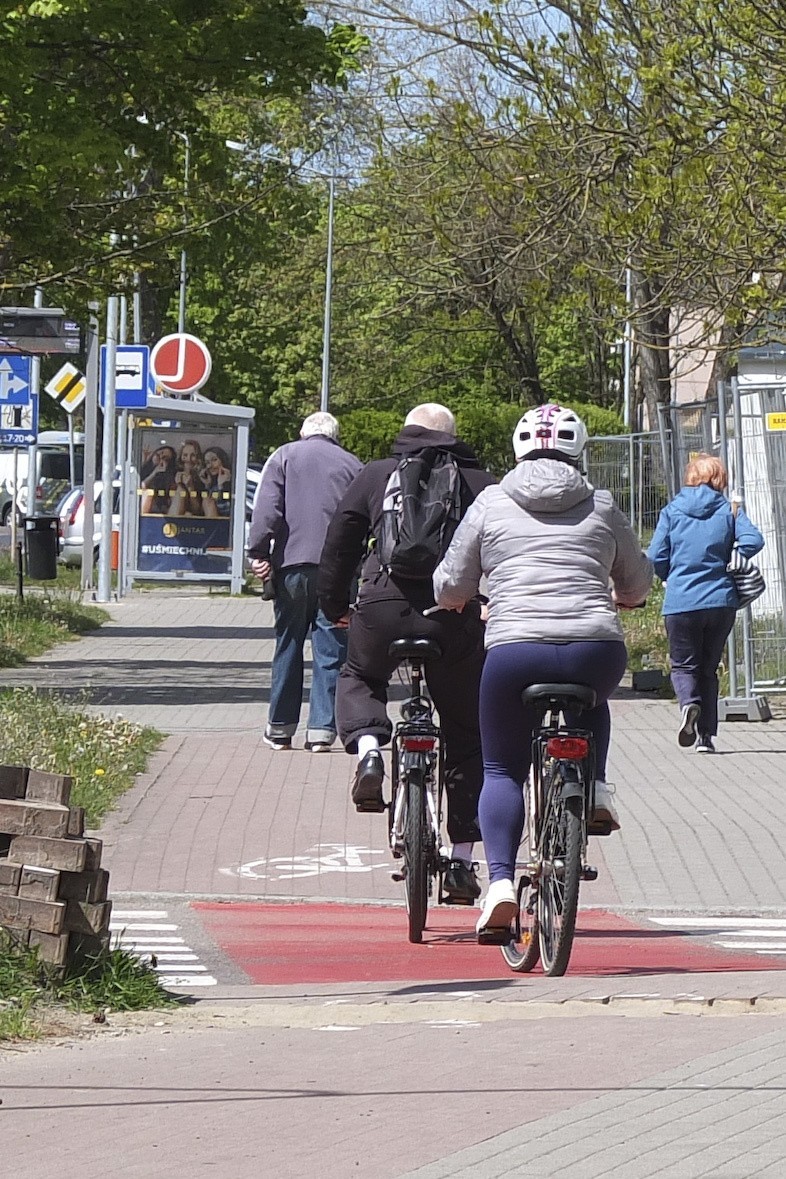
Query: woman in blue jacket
648 455 764 752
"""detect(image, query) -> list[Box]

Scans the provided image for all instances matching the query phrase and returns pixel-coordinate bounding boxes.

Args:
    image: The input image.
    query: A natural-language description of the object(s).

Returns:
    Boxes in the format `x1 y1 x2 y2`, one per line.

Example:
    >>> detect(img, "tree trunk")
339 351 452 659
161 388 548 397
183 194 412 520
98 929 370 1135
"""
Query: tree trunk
633 274 671 426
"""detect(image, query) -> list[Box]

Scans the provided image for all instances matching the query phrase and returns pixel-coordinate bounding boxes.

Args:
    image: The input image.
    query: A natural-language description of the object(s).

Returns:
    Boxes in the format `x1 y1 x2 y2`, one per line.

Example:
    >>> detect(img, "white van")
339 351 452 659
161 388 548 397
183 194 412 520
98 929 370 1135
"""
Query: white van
0 431 85 517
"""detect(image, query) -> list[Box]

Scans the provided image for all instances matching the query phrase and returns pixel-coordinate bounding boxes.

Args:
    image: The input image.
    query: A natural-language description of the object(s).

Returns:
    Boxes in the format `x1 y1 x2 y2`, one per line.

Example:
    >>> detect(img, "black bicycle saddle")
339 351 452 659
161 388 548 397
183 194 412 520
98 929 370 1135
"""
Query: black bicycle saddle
388 638 443 662
521 682 597 710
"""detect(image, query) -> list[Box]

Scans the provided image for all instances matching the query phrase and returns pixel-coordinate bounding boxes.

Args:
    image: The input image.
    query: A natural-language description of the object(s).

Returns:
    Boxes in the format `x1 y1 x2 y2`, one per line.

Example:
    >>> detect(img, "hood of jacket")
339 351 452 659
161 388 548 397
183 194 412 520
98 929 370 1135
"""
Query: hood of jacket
500 457 594 514
670 484 729 520
390 426 482 469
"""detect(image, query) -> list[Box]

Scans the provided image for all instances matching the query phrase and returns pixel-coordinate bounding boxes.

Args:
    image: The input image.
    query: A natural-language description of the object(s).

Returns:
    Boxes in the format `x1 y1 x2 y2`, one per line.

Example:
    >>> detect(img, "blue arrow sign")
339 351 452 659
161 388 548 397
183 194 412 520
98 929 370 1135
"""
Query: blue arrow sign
0 356 31 405
101 344 150 410
0 429 36 446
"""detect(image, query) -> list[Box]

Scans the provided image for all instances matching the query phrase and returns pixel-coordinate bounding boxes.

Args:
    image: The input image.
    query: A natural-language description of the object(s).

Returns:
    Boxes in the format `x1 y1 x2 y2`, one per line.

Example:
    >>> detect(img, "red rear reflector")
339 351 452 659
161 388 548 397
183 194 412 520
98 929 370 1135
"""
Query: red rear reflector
68 494 84 527
402 736 436 752
546 737 589 759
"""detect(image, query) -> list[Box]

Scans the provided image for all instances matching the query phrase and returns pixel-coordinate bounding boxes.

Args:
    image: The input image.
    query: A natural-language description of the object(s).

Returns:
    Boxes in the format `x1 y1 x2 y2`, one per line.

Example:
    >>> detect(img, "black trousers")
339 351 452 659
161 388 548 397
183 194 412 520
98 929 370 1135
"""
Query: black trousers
336 597 486 843
665 607 737 737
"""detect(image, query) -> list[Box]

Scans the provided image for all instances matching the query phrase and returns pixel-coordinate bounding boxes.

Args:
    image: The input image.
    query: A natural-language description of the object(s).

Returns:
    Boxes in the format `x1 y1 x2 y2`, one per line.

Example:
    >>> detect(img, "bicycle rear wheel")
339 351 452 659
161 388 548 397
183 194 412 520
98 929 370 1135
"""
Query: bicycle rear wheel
404 768 430 944
538 774 583 976
501 877 540 972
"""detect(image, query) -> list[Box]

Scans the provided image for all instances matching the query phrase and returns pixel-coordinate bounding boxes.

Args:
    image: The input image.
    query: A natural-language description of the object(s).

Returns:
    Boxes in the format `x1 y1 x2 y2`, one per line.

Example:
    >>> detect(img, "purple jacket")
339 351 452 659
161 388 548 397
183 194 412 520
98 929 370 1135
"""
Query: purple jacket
247 434 363 569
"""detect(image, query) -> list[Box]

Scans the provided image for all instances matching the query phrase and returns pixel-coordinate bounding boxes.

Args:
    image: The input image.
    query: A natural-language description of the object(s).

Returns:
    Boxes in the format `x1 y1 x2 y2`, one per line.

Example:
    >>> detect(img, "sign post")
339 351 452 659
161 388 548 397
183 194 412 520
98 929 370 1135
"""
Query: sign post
81 306 100 592
97 298 119 603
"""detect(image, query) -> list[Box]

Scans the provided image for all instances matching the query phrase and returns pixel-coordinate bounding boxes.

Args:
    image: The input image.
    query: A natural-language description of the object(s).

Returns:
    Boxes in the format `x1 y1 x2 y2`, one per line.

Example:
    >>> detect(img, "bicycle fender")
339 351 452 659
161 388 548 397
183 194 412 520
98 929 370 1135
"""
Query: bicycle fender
559 767 584 801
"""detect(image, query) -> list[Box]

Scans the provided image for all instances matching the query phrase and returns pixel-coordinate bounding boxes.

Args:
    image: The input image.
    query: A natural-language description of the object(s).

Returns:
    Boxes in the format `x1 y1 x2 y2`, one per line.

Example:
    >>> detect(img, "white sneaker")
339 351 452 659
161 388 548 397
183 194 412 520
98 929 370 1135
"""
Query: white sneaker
593 780 621 831
475 879 517 934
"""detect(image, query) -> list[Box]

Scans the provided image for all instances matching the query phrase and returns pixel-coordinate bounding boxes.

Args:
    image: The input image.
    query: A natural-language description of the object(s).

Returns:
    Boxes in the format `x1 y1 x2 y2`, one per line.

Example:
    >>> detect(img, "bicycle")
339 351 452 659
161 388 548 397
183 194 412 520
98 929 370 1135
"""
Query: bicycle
490 681 605 977
386 637 463 944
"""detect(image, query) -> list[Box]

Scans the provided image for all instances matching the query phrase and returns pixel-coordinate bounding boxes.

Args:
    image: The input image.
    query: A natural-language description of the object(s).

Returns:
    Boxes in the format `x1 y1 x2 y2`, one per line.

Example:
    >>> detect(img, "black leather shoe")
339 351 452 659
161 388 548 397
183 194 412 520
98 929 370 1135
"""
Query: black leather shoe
442 859 482 905
351 751 385 813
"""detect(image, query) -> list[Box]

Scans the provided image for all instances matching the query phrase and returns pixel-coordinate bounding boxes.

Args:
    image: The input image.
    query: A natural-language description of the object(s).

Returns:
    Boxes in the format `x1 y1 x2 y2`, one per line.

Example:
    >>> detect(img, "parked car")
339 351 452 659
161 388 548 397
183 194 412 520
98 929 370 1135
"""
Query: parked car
57 481 120 567
0 483 13 526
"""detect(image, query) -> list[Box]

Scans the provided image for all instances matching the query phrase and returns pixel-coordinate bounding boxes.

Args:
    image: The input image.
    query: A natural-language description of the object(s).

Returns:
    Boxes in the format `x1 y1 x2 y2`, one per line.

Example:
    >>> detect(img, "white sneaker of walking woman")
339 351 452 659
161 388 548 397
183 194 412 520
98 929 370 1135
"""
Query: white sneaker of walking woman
476 879 517 935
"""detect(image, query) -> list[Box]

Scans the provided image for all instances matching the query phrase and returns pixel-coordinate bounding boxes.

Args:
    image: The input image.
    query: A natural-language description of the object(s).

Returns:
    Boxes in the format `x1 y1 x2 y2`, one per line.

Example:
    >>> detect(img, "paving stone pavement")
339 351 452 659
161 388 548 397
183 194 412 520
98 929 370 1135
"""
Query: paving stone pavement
4 588 786 1176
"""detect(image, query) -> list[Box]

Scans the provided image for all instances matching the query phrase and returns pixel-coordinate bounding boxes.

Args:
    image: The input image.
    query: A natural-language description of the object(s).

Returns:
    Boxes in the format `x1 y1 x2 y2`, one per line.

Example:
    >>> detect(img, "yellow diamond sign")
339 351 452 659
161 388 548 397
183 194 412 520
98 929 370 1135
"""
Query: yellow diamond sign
45 361 86 413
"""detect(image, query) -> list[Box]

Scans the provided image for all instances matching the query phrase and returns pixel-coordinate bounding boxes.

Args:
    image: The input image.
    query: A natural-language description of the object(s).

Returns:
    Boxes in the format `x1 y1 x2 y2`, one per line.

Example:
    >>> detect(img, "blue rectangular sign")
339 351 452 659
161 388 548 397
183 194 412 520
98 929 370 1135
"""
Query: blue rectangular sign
101 344 150 410
0 392 38 448
0 356 32 406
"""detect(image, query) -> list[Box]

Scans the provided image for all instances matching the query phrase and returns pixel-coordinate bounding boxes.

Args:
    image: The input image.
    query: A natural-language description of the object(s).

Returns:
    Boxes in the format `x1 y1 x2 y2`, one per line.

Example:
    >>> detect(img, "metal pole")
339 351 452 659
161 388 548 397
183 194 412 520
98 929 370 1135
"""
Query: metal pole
731 377 756 698
67 415 76 491
25 287 43 525
718 380 738 699
10 448 19 559
320 175 335 413
133 274 142 344
97 296 118 602
622 266 633 430
177 134 190 335
81 304 100 591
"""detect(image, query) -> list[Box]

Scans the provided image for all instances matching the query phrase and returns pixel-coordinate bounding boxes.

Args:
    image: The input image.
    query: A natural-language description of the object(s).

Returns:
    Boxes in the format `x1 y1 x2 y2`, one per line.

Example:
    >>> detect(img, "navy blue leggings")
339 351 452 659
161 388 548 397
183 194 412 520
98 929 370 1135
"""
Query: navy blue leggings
479 641 628 882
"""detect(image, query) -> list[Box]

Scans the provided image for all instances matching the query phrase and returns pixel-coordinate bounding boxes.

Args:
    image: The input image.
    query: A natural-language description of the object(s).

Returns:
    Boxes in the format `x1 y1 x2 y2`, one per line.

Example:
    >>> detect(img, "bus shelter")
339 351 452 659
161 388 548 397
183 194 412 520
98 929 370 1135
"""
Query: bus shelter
121 395 254 595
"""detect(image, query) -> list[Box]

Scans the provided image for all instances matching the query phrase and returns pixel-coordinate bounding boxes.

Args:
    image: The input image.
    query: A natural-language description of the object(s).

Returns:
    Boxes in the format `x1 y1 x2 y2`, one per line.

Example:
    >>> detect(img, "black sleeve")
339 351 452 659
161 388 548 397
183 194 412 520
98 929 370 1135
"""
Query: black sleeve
317 468 374 621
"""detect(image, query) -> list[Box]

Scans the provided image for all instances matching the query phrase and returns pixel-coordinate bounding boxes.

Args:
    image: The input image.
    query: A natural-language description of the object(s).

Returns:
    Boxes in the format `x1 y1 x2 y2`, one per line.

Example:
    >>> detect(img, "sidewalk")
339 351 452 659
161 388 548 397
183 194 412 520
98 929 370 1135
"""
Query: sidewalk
3 589 785 914
4 589 786 1178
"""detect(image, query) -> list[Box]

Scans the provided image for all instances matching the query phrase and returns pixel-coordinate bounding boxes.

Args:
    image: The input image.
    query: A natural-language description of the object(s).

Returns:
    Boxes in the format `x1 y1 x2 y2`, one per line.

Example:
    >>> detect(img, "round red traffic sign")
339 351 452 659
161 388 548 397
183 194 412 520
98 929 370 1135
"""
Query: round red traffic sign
150 333 212 395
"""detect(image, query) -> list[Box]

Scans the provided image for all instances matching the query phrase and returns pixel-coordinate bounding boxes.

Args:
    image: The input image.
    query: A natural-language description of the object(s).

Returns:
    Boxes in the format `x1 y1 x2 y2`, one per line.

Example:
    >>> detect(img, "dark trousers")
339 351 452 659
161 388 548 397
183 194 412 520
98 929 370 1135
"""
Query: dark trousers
335 598 486 843
478 640 628 883
665 607 736 737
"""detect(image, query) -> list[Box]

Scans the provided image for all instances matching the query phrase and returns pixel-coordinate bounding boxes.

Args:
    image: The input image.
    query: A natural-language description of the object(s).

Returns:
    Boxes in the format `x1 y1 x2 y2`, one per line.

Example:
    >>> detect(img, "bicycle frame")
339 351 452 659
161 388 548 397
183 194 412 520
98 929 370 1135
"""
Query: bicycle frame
389 658 443 859
525 704 595 881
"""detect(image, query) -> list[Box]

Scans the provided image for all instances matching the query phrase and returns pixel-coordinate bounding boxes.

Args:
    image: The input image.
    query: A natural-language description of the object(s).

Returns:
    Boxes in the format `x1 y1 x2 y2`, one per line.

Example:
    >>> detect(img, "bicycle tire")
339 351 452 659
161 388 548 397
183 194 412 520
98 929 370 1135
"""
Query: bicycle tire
501 877 541 972
538 779 583 977
404 767 430 944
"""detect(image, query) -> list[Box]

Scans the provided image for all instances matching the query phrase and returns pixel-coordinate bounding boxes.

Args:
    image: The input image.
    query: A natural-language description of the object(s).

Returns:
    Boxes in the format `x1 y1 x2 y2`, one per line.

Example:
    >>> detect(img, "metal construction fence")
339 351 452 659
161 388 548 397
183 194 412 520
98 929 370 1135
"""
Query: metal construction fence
585 431 670 540
660 382 786 699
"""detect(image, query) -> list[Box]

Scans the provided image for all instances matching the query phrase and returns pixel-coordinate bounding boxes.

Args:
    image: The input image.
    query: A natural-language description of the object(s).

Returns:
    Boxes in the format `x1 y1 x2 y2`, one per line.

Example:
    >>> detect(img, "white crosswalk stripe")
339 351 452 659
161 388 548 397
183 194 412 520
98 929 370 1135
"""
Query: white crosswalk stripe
111 909 216 986
650 915 786 956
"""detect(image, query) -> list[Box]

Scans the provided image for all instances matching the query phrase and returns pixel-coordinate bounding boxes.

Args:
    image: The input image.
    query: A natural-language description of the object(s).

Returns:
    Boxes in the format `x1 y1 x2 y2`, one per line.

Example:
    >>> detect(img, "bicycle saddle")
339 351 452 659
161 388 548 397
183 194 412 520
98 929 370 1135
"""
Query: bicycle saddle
388 638 443 662
521 682 597 710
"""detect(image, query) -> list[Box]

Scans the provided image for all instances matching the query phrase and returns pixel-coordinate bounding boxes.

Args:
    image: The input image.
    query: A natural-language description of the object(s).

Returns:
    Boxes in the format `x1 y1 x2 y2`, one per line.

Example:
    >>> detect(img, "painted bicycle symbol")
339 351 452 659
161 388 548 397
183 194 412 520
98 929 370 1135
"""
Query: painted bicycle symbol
221 843 388 881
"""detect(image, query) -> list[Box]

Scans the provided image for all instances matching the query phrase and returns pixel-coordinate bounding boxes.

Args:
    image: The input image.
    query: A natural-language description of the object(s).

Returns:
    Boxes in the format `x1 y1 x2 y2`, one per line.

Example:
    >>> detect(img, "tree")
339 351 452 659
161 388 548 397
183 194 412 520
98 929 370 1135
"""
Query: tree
0 2 364 301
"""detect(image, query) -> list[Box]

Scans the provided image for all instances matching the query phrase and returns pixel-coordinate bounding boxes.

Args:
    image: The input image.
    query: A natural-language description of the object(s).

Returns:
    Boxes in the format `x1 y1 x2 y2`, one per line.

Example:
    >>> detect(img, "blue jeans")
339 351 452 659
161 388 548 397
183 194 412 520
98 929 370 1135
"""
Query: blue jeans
268 564 348 743
665 607 736 737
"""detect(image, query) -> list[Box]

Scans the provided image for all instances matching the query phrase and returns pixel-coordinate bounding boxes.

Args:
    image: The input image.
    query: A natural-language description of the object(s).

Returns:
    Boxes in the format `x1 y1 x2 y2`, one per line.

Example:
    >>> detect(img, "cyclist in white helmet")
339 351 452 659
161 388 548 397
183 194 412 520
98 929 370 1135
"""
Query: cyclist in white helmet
433 403 653 937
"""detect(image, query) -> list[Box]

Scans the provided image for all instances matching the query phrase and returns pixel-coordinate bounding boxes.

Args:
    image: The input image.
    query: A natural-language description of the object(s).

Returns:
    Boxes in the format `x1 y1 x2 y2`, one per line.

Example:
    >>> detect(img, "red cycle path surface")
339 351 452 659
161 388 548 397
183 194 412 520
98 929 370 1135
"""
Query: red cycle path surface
192 903 786 985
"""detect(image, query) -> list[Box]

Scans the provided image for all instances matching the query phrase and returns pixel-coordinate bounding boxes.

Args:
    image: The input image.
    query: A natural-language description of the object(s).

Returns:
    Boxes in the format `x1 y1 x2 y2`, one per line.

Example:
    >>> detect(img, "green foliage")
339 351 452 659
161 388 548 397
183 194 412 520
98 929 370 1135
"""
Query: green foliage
338 409 401 462
0 689 162 826
0 1 364 296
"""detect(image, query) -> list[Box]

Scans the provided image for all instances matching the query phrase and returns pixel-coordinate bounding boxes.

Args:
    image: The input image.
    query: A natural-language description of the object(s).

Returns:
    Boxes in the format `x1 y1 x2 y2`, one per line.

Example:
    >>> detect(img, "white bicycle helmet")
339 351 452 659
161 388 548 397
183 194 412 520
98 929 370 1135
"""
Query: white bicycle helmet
512 403 588 462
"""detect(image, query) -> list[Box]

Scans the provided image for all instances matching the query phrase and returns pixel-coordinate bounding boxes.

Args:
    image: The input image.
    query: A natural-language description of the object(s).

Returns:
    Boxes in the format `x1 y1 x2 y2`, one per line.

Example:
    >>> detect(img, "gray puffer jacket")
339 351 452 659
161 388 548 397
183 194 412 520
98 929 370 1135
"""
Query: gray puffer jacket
433 458 653 648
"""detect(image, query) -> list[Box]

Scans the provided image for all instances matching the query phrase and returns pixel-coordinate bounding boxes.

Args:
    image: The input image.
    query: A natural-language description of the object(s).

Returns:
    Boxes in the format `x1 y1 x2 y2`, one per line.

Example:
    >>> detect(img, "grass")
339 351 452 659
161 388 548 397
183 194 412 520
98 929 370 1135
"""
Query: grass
620 583 670 672
0 689 162 827
0 552 83 593
0 568 106 667
0 931 175 1042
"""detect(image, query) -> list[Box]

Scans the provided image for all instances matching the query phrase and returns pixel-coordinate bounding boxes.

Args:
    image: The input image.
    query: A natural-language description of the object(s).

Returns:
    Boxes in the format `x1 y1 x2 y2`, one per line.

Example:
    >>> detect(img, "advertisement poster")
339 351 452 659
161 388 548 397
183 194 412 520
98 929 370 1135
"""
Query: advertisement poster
137 428 234 574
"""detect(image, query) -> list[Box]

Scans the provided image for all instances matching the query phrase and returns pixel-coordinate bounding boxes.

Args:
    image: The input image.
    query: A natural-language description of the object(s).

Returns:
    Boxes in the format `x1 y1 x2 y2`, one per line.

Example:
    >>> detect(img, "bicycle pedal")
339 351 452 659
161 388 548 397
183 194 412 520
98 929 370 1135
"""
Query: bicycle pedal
354 801 387 814
582 865 598 881
391 870 406 883
441 895 474 907
477 926 513 946
587 821 613 837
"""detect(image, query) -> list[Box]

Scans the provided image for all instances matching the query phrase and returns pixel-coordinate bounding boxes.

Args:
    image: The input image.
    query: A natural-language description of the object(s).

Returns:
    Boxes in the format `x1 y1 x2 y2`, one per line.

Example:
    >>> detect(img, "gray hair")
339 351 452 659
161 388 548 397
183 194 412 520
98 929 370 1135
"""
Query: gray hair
300 411 339 440
404 403 456 435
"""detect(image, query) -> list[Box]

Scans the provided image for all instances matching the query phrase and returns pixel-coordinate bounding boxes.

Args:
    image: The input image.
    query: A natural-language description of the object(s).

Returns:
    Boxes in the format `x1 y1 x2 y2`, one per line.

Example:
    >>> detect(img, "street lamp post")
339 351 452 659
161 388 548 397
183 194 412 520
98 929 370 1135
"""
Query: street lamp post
174 131 190 334
320 175 336 414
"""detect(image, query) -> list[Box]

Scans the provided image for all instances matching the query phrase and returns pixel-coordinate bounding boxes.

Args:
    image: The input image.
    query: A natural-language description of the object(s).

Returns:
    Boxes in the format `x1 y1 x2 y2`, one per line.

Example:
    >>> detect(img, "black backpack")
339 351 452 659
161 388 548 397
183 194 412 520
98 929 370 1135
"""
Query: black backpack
376 448 462 579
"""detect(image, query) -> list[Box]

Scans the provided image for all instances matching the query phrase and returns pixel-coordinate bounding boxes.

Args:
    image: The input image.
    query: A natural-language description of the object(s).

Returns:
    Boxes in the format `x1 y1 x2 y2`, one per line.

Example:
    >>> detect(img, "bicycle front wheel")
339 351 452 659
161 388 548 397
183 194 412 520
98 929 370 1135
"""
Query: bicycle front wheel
538 787 583 977
501 877 540 972
404 769 430 944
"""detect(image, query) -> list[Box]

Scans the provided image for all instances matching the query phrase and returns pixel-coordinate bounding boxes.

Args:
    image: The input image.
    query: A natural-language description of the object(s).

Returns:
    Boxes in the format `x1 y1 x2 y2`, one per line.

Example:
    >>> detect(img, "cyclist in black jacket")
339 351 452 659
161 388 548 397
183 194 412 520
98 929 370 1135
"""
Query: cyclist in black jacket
318 403 496 903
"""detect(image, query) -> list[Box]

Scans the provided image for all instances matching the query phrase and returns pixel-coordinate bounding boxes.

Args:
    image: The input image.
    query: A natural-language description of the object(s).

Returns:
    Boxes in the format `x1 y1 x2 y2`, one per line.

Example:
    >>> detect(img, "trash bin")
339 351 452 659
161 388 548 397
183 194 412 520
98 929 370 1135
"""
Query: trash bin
24 516 59 581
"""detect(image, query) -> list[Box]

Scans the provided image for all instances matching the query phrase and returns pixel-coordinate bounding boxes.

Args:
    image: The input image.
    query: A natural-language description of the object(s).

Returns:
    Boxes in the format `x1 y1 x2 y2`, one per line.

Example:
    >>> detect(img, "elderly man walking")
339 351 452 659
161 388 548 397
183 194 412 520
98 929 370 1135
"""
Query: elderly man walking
248 412 362 752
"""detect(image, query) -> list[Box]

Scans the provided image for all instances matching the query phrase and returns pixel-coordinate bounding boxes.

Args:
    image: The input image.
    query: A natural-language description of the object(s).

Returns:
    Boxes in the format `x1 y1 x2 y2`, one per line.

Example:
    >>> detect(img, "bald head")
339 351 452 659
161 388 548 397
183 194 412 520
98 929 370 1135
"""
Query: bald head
404 403 456 435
